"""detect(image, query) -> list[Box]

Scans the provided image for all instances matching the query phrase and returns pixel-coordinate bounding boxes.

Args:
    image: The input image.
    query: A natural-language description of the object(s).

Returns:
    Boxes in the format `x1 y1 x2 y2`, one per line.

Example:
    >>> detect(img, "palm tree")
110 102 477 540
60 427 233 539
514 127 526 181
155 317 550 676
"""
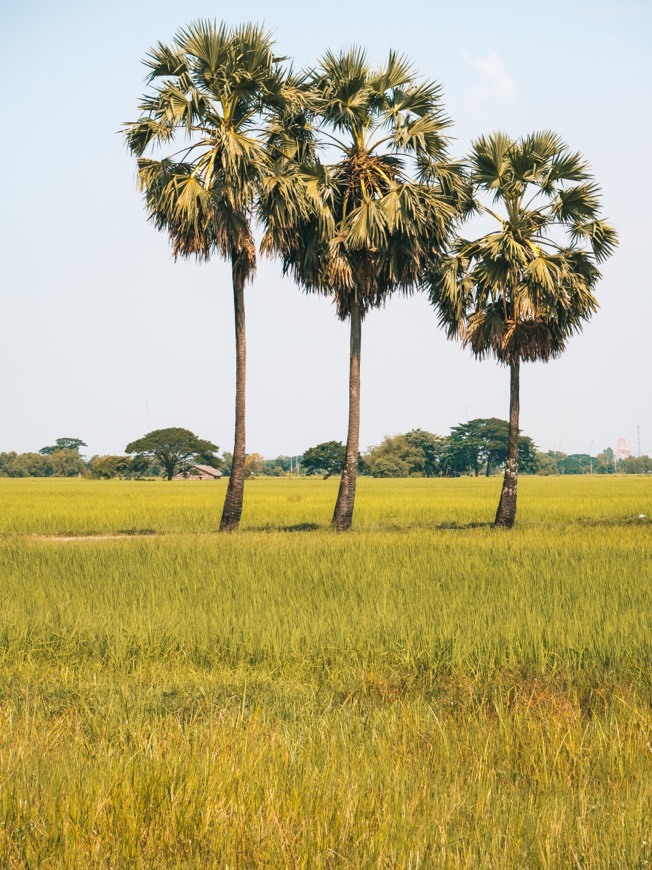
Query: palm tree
124 21 295 530
261 48 467 530
428 131 617 528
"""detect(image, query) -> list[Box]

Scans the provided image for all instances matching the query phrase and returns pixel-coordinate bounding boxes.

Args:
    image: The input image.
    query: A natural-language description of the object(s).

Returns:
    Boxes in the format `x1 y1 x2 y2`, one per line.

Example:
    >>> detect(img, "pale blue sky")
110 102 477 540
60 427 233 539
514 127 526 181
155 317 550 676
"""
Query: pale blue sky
2 0 650 458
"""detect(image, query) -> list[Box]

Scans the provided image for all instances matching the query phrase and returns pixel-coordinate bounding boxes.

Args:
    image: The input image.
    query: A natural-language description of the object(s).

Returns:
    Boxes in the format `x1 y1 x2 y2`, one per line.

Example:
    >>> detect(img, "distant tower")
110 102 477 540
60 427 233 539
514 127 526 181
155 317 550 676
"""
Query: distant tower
615 437 631 461
637 421 641 457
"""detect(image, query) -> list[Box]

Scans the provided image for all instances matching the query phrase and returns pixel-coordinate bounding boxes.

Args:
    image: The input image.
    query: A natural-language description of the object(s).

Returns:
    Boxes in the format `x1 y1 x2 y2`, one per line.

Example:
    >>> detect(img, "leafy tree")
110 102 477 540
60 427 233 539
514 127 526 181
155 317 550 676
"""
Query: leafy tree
620 455 652 474
595 447 615 474
535 450 568 475
516 438 539 475
129 454 163 479
263 48 467 529
559 453 593 474
125 428 218 480
48 449 86 477
0 450 85 477
302 441 346 479
258 456 296 476
244 452 265 477
404 430 448 477
0 452 51 477
261 460 287 476
447 418 537 476
40 437 86 455
194 447 224 469
124 21 296 529
365 434 426 478
89 455 133 479
429 131 617 527
0 453 16 477
447 420 487 476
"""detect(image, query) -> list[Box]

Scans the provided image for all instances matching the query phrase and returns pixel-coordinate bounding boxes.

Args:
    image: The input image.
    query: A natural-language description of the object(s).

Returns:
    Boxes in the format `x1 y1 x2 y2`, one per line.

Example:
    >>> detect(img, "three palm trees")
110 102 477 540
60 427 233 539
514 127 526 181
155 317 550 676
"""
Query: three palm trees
126 23 616 531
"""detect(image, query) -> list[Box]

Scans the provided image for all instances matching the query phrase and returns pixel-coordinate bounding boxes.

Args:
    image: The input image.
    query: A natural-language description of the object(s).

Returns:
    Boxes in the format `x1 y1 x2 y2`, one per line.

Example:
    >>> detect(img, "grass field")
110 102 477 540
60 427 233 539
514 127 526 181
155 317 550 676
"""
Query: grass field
0 476 650 866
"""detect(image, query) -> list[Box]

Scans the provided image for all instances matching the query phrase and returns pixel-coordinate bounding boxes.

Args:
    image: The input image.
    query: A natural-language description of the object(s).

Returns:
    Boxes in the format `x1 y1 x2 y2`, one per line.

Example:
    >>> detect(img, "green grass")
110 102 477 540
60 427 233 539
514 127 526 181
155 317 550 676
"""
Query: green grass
0 477 650 866
2 474 650 534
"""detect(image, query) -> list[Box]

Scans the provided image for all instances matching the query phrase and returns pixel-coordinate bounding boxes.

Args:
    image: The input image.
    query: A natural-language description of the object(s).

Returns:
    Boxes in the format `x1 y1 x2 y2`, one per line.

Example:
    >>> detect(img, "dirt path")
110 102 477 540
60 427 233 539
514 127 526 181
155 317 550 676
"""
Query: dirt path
35 533 158 542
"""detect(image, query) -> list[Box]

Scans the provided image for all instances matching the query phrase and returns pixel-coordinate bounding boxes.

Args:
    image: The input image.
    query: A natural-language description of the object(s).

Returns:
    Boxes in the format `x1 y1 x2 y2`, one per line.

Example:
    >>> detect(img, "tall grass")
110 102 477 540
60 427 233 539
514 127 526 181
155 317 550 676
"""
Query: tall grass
0 477 650 865
1 474 650 534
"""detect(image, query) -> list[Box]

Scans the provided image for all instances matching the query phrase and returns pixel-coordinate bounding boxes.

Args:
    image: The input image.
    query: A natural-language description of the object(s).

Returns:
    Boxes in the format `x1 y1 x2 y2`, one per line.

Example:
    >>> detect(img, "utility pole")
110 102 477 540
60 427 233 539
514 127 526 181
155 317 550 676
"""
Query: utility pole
637 421 641 458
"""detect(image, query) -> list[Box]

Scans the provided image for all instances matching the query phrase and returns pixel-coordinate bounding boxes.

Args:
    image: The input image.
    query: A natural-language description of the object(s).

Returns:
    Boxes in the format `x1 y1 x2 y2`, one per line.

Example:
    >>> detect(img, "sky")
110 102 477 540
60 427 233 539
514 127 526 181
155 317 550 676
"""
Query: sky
2 0 651 460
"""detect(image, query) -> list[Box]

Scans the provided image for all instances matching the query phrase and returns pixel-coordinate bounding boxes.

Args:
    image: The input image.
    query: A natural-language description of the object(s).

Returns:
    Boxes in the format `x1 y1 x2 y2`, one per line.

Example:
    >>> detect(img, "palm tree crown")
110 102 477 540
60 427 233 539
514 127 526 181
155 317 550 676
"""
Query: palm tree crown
430 130 617 363
124 21 292 270
263 47 467 318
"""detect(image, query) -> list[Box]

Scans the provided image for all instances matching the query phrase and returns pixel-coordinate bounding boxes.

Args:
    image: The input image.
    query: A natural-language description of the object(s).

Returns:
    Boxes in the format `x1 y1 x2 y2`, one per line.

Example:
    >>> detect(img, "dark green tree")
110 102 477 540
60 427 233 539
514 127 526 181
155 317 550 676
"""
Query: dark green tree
447 420 487 476
39 437 87 455
404 429 448 477
0 452 51 477
620 455 652 474
448 418 537 476
535 451 567 475
595 447 615 474
125 428 218 481
89 456 132 479
365 434 426 477
48 450 87 477
560 453 595 474
301 441 346 478
260 459 288 476
430 131 617 527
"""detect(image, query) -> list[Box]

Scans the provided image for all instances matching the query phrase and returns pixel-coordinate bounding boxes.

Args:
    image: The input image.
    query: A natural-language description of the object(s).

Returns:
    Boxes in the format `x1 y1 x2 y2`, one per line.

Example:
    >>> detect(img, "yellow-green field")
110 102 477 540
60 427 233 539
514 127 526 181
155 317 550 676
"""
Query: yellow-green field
0 477 650 866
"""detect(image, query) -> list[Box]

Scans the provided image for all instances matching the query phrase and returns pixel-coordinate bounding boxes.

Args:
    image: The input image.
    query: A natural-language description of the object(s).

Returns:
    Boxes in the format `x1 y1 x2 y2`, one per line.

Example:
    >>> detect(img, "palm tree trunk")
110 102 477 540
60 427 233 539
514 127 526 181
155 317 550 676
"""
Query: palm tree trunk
220 258 246 531
494 358 520 529
332 301 362 531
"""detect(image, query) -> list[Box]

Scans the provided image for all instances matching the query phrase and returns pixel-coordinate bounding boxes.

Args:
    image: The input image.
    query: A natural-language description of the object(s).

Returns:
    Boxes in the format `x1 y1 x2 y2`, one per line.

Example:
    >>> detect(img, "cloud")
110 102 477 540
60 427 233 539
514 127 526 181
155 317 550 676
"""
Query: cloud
463 51 516 110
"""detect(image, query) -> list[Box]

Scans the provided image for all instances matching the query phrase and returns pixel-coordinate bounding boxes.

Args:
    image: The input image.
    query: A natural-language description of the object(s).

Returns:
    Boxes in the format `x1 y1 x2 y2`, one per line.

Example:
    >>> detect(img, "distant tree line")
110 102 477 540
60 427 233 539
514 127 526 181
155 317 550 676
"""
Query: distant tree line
2 424 649 479
291 421 651 479
261 420 651 479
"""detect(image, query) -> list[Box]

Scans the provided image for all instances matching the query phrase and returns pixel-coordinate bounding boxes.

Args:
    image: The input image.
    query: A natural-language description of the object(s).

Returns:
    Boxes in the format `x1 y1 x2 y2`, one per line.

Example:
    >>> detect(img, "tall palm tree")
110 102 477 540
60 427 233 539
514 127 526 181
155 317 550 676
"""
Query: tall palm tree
261 48 467 530
124 21 295 530
429 131 617 528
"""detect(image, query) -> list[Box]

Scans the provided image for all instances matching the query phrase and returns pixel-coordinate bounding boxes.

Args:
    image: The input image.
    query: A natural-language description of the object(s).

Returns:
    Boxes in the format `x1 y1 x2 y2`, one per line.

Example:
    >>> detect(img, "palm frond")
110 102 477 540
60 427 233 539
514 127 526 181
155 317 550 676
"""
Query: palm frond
552 182 602 223
143 42 188 82
471 132 514 193
569 219 619 263
372 50 414 95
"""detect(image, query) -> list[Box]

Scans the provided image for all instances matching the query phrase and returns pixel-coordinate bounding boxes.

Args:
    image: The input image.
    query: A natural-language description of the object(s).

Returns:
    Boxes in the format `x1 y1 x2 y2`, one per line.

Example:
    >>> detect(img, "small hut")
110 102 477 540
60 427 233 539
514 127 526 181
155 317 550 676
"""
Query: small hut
173 464 223 481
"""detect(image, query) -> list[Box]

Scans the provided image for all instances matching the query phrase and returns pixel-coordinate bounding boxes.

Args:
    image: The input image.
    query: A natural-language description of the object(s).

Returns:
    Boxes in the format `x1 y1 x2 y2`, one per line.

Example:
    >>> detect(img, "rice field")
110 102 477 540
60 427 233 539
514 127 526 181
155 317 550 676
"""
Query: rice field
0 476 650 866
